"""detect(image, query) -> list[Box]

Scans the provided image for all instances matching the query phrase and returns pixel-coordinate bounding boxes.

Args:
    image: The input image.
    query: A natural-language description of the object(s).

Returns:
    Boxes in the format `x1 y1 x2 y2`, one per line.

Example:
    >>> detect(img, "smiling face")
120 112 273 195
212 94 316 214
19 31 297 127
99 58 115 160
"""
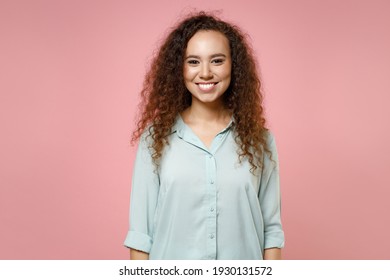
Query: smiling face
183 30 232 107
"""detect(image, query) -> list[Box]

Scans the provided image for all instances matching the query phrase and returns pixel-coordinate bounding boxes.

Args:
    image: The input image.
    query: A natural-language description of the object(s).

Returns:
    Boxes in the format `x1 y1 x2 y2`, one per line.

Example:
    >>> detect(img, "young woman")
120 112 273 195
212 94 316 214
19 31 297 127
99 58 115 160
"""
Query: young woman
124 12 285 260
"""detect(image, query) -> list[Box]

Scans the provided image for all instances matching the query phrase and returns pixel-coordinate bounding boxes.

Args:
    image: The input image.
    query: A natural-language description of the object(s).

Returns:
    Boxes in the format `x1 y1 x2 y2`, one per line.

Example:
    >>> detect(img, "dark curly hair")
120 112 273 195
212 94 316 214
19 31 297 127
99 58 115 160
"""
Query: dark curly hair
132 11 271 171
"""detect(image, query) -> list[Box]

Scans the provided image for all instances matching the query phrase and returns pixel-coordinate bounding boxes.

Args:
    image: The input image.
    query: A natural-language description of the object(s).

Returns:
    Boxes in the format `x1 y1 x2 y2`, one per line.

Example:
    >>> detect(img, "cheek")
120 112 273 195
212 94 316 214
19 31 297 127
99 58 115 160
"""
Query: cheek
220 64 232 79
222 67 232 88
183 67 192 80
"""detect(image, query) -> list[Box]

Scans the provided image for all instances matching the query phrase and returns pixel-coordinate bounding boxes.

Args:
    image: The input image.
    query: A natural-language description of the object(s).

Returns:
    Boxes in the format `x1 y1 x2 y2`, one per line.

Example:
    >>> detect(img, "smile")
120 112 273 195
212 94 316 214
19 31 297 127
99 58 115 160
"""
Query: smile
197 83 218 92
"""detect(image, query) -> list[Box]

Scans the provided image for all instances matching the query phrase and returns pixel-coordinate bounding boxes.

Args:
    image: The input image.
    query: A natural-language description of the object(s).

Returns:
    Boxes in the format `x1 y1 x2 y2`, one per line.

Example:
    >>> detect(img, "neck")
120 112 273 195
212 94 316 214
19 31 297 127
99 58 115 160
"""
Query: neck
183 98 231 124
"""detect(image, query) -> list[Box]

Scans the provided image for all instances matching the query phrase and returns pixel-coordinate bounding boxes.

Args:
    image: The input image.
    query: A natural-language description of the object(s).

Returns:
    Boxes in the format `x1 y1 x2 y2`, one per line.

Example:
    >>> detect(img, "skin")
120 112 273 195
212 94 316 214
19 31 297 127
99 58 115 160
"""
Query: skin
183 30 232 112
264 248 282 260
130 30 281 260
130 248 148 260
181 30 233 148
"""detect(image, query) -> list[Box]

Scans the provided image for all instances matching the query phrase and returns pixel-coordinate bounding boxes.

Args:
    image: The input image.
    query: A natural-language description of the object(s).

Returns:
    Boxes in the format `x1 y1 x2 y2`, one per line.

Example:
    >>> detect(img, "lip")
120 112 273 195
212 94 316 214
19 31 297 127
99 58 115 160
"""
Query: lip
196 82 218 93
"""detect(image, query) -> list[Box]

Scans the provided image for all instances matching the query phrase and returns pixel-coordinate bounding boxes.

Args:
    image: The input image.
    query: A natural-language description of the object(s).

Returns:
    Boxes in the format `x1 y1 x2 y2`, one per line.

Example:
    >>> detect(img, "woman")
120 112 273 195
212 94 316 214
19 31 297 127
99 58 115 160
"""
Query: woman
124 12 284 260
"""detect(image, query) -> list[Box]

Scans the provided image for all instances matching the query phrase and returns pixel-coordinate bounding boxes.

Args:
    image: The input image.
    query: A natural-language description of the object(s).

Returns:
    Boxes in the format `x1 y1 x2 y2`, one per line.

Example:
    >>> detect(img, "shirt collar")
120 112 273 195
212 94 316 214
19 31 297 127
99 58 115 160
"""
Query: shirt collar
172 114 234 139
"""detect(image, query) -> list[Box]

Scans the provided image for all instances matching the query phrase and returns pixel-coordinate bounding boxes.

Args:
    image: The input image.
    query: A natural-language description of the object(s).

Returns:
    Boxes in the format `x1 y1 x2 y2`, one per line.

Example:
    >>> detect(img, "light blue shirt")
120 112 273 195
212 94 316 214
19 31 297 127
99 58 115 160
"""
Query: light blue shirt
124 115 284 259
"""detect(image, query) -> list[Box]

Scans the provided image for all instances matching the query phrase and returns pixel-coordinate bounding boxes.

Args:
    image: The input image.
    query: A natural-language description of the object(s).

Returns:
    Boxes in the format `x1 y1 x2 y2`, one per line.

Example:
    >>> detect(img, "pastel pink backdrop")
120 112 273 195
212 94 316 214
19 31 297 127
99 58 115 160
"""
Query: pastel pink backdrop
1 0 389 259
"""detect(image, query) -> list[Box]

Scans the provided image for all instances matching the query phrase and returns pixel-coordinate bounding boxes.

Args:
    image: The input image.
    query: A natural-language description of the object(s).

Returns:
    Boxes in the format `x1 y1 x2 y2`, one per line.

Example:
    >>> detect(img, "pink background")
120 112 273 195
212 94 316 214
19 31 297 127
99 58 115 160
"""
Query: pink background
1 0 389 259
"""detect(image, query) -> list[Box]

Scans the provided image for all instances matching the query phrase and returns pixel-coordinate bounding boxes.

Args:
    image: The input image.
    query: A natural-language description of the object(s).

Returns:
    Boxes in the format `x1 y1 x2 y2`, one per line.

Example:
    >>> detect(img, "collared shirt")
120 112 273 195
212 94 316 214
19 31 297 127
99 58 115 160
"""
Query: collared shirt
124 115 284 259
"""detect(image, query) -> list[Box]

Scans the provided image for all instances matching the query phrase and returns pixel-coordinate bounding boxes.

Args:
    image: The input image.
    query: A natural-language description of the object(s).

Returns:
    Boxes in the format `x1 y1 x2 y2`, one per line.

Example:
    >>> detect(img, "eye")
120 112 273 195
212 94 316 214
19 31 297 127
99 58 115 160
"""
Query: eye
212 58 224 64
187 59 199 65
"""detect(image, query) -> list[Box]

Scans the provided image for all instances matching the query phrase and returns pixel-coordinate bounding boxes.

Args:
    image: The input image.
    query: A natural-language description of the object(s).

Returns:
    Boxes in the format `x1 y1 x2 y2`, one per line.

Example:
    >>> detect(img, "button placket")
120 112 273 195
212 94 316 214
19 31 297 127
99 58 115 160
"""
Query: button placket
206 152 217 259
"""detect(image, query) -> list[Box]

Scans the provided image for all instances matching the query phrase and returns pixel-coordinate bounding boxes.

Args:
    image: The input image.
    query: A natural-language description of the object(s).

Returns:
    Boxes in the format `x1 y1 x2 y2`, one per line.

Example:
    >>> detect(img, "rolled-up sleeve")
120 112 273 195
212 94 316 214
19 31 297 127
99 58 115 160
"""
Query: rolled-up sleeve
258 133 285 249
123 134 160 253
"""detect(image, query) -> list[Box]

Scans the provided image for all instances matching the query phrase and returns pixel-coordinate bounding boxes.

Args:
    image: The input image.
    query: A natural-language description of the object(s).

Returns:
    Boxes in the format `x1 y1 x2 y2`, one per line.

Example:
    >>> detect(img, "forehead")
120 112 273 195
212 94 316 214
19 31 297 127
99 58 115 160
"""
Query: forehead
185 30 230 55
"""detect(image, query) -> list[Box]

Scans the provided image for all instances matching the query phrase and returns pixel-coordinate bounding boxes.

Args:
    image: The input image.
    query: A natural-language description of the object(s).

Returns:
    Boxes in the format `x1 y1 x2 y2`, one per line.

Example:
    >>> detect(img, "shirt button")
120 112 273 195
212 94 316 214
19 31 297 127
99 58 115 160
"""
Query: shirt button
210 180 214 184
210 234 215 239
210 207 214 212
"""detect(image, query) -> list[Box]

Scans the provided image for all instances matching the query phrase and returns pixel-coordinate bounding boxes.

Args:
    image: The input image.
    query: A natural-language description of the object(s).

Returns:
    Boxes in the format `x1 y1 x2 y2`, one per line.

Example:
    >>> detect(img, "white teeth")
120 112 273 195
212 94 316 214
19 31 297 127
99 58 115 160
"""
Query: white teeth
198 83 215 90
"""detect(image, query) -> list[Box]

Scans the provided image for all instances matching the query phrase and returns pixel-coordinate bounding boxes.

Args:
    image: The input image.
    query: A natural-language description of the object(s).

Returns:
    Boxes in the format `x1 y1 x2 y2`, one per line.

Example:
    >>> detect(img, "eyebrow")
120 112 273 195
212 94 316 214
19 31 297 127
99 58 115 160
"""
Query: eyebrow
185 53 227 59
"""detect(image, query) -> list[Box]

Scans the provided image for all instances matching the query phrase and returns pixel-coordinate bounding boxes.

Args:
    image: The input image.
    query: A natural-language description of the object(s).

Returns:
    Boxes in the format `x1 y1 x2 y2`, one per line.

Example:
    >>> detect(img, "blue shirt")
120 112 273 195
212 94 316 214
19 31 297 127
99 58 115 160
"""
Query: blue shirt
124 115 284 259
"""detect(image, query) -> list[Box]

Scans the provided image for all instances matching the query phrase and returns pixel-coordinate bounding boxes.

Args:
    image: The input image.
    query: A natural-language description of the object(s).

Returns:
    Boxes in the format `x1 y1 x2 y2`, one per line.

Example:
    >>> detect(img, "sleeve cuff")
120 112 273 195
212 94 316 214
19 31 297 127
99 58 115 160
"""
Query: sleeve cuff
123 230 153 253
264 230 285 249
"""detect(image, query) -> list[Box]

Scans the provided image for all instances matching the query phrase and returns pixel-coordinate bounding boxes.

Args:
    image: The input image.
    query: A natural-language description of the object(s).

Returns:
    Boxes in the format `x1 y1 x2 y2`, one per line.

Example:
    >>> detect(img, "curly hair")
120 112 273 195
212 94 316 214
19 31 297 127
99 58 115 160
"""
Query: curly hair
132 11 270 171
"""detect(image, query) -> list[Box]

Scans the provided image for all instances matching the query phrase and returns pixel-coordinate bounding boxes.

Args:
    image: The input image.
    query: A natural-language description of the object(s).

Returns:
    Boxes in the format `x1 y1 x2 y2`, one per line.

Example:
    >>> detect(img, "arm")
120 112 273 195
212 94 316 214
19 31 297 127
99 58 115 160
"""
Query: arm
264 248 282 260
259 133 285 258
123 134 160 258
130 248 149 260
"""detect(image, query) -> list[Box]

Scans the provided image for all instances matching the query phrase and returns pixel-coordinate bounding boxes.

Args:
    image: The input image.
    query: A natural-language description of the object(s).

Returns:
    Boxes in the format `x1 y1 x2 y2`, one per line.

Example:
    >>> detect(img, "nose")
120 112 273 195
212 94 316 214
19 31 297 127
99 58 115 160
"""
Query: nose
199 63 213 79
